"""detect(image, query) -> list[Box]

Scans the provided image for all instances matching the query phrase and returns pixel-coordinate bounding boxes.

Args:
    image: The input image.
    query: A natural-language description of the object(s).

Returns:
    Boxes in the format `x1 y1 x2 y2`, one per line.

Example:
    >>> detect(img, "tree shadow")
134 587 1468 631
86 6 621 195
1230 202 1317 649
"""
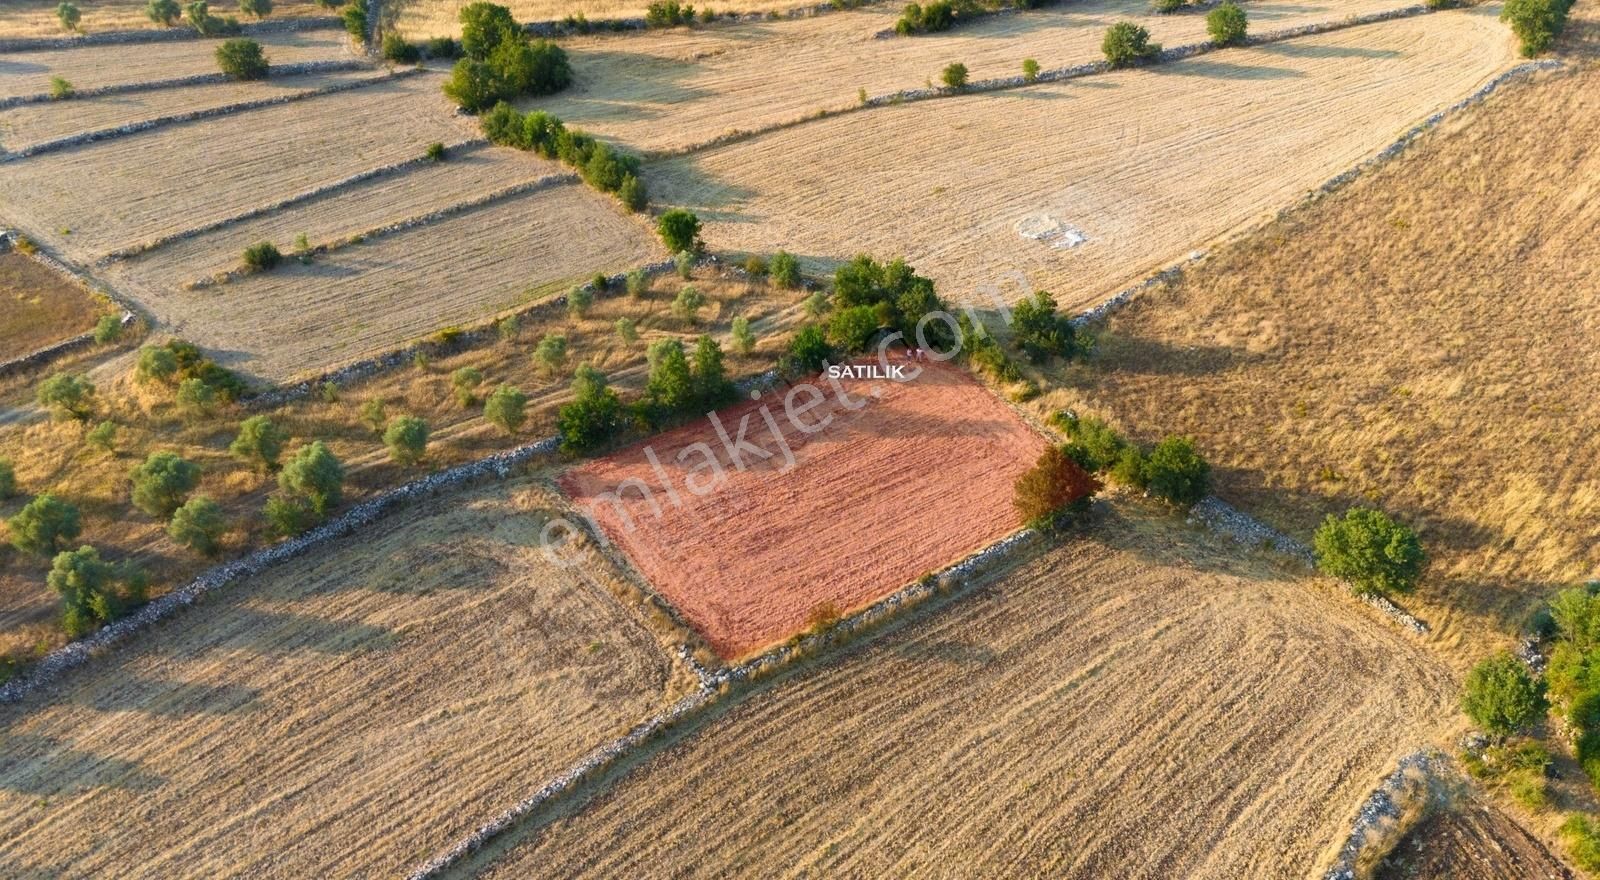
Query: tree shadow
52 675 261 717
213 608 397 655
1150 60 1307 79
1091 332 1264 377
1257 42 1403 61
0 733 165 795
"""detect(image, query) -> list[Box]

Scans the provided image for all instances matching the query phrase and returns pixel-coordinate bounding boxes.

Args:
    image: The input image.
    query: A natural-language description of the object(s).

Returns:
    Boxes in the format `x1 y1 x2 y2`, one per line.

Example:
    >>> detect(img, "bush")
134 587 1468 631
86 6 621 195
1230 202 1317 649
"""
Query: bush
803 290 828 318
0 458 14 500
242 240 281 271
185 0 240 34
827 304 879 353
263 493 316 537
1461 651 1546 737
57 0 80 30
495 314 520 342
1022 57 1039 82
1014 445 1102 531
238 0 270 17
8 494 81 556
1011 290 1075 362
1313 507 1426 596
136 345 179 384
618 174 647 212
1562 815 1600 874
91 314 121 345
425 35 460 58
229 415 287 470
691 335 734 409
175 376 217 418
49 76 75 100
36 372 94 421
779 324 836 377
384 415 429 466
615 316 638 343
730 315 755 354
1154 0 1182 11
567 284 594 318
450 366 484 407
672 285 707 322
142 339 246 401
341 1 366 41
658 209 703 255
1206 0 1246 45
675 250 695 280
1054 414 1128 473
216 38 269 80
383 32 421 62
359 397 387 434
645 0 695 27
168 496 226 556
941 62 968 89
895 0 954 34
644 339 694 412
48 545 135 636
1102 21 1160 67
626 269 649 298
483 383 528 433
1502 0 1572 56
534 332 567 372
770 250 800 288
129 451 201 519
1140 435 1208 506
278 441 343 516
146 0 181 24
444 5 572 112
557 365 624 453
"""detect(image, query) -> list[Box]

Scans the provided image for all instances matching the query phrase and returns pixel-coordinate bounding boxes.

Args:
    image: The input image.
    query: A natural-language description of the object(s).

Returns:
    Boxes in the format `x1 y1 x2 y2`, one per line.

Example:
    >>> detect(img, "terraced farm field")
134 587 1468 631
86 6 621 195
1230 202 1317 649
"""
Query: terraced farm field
456 502 1456 878
0 0 327 37
647 7 1516 311
0 27 351 98
0 250 107 359
0 478 693 879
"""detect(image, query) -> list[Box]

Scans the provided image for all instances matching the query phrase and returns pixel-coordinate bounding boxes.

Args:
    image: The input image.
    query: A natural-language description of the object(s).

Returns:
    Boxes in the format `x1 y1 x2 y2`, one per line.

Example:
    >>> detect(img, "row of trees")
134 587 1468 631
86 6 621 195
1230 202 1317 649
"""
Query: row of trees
481 104 646 211
443 3 572 112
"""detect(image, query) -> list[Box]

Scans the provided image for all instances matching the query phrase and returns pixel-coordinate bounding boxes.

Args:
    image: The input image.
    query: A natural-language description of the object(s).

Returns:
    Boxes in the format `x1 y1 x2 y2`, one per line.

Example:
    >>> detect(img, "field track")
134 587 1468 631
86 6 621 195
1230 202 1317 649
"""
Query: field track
0 478 691 879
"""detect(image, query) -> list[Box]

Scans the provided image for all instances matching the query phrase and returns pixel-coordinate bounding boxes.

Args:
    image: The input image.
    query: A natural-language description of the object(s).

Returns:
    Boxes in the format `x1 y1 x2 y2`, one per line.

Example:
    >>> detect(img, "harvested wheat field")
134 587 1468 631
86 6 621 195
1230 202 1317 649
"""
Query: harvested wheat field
0 250 107 359
520 0 1407 155
0 27 351 99
139 179 658 379
560 358 1048 658
648 7 1515 311
0 66 385 153
1050 54 1600 653
0 477 694 879
0 71 472 265
389 0 783 39
1375 800 1573 880
0 1 327 37
458 500 1456 878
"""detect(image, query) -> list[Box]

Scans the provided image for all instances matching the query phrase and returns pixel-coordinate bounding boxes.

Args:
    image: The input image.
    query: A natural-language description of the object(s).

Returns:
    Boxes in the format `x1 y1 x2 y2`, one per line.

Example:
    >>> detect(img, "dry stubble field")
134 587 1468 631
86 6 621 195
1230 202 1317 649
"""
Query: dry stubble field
0 250 108 360
456 501 1456 878
647 7 1516 311
560 358 1047 658
390 0 789 39
0 0 327 37
0 477 695 879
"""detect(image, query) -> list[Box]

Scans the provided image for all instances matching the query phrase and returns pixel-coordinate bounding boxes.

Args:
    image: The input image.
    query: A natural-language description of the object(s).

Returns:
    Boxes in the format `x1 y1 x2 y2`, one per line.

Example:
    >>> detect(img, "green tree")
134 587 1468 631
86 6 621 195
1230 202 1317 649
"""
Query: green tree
0 457 14 499
672 285 707 322
175 377 217 419
483 383 528 434
8 493 81 556
567 284 594 319
1022 57 1040 83
129 451 201 519
1054 414 1128 473
615 316 638 343
383 32 420 62
691 335 734 408
50 76 74 100
57 0 80 30
36 372 94 421
1014 445 1103 531
557 365 623 453
1206 0 1247 46
216 38 269 80
168 495 226 556
626 269 649 298
1011 291 1076 362
1313 507 1426 596
619 173 647 212
229 415 287 470
278 441 343 515
657 209 702 254
450 366 484 407
243 240 280 270
941 62 968 90
93 314 122 345
645 339 695 412
459 1 518 59
730 315 755 355
341 1 366 41
1462 651 1547 737
1103 21 1160 68
384 415 429 466
146 0 181 24
534 332 567 372
780 324 835 377
770 250 800 289
827 304 879 353
675 250 695 280
238 0 270 17
48 545 121 636
136 345 179 384
1140 435 1209 506
1502 0 1567 56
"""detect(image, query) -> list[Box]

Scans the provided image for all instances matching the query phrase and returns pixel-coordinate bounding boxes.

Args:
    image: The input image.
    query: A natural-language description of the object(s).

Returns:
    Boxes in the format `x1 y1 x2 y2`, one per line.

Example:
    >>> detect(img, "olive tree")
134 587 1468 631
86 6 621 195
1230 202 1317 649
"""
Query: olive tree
168 495 227 556
1462 651 1547 737
216 38 269 80
8 493 81 556
129 451 202 519
657 209 702 255
229 415 287 470
1313 506 1426 596
483 383 528 434
384 415 429 466
37 372 94 421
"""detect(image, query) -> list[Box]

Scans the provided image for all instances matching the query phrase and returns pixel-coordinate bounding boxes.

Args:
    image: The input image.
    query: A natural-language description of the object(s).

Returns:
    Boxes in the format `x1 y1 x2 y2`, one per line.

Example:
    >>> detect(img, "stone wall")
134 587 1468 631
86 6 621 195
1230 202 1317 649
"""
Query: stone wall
0 59 369 111
0 17 340 54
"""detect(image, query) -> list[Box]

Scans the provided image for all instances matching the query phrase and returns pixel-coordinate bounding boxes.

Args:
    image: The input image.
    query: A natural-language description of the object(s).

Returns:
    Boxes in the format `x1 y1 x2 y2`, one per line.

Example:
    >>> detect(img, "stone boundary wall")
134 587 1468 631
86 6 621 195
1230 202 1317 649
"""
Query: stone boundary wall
0 313 135 380
0 59 369 111
0 17 341 54
520 0 889 38
0 67 418 161
1323 750 1452 880
188 172 579 288
99 137 491 264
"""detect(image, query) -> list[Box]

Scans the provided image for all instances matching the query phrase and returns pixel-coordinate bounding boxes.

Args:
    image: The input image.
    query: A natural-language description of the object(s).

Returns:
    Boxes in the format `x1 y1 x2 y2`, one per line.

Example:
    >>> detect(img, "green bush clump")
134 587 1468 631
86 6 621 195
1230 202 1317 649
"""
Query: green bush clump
1312 507 1426 596
534 332 567 372
657 209 703 255
93 314 122 345
1140 435 1209 506
266 441 343 534
187 0 241 35
941 61 968 89
384 415 429 466
672 285 707 322
730 315 755 354
175 376 218 419
8 493 81 556
0 457 15 500
1462 651 1547 737
230 415 287 470
1011 291 1076 362
1022 57 1039 82
769 250 800 289
832 254 954 353
1102 21 1160 67
645 0 696 27
242 240 281 271
479 104 641 209
49 76 75 100
129 451 201 519
896 0 954 34
567 285 594 319
168 496 226 556
216 38 268 80
57 0 80 30
49 545 147 637
238 0 270 17
615 316 638 343
341 0 366 41
444 3 572 111
779 324 836 377
450 366 484 406
146 0 181 25
36 372 95 421
1206 0 1247 45
383 32 421 62
557 364 624 453
483 383 528 433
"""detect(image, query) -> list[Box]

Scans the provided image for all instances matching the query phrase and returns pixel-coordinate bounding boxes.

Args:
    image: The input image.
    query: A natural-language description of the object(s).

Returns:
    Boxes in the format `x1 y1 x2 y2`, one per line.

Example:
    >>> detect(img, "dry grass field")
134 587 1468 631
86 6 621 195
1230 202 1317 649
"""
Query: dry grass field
390 0 786 39
1375 801 1573 880
1048 49 1599 653
646 7 1516 312
0 476 696 879
0 251 108 360
559 359 1047 658
0 27 351 98
0 0 326 37
456 500 1457 878
519 0 1409 155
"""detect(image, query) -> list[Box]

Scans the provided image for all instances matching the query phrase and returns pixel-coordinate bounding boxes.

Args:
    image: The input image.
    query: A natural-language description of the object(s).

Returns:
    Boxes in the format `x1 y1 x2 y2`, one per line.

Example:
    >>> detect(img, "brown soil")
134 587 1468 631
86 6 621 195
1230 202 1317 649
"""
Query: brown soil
0 250 107 361
1375 801 1574 880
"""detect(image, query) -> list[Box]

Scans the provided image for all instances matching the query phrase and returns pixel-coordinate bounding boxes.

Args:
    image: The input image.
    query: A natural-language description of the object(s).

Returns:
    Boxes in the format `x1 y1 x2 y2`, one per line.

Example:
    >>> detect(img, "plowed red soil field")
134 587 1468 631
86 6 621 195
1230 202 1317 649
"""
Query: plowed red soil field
558 359 1047 659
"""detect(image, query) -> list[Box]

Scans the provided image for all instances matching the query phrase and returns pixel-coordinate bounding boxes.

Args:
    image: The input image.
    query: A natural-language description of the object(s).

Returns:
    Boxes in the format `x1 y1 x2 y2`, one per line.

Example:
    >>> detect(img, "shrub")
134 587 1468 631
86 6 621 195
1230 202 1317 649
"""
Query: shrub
8 494 81 556
644 339 694 412
340 1 366 40
263 494 317 537
242 240 281 271
229 415 287 470
0 458 14 499
534 332 567 372
557 365 624 453
567 284 594 318
1461 651 1547 737
146 0 181 25
1507 766 1549 811
1313 507 1426 596
673 285 708 322
450 366 484 406
743 254 768 277
168 496 226 556
238 0 270 17
129 451 201 519
1055 414 1128 473
1103 21 1160 67
691 335 734 409
1562 815 1600 874
384 415 429 466
645 0 695 27
496 313 520 342
1022 57 1039 82
1154 0 1182 11
186 0 241 34
730 315 755 354
48 545 130 636
460 0 517 57
1140 435 1208 506
483 383 527 434
658 209 703 255
1206 0 1246 45
941 62 968 90
779 324 835 377
425 35 460 58
175 376 217 418
359 397 387 434
36 372 94 421
1011 290 1075 362
615 316 638 343
895 0 954 34
1503 0 1574 56
92 314 122 345
444 6 571 112
216 38 269 80
1014 445 1102 531
770 249 800 288
136 345 179 384
618 174 647 212
49 76 75 100
803 290 829 318
827 304 879 353
278 441 343 515
383 32 421 62
1551 585 1600 653
626 269 649 298
675 250 695 279
57 0 80 30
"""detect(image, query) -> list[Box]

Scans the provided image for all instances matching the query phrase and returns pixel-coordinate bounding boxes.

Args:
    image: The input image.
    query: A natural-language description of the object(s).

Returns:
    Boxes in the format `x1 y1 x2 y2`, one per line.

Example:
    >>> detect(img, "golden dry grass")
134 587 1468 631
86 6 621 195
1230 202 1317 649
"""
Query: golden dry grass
645 7 1517 312
454 499 1456 879
0 251 109 360
0 27 352 98
1044 56 1600 657
0 476 696 878
0 0 326 37
390 0 793 39
514 0 1410 154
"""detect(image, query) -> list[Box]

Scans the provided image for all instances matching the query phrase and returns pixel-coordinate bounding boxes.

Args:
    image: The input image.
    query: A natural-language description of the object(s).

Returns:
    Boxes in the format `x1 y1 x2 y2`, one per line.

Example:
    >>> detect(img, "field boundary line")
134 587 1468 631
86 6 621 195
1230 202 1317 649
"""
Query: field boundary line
1322 750 1452 880
0 17 341 54
0 59 370 111
0 66 422 161
518 0 894 38
97 137 491 264
187 172 581 288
